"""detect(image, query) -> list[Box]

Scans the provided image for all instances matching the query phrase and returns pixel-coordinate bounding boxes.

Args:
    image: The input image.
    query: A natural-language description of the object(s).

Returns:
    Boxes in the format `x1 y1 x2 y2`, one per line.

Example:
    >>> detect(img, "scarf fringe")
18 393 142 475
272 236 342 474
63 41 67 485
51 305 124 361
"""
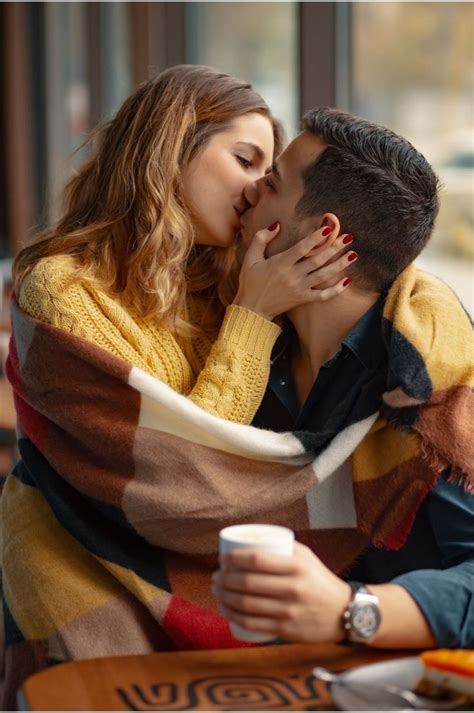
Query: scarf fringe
418 436 474 493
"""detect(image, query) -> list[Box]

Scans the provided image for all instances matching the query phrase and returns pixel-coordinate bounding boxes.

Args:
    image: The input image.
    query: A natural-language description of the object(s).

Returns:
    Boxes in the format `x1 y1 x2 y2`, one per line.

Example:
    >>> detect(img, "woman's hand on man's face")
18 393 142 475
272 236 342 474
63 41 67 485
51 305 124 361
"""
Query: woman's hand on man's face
212 542 351 644
232 225 357 321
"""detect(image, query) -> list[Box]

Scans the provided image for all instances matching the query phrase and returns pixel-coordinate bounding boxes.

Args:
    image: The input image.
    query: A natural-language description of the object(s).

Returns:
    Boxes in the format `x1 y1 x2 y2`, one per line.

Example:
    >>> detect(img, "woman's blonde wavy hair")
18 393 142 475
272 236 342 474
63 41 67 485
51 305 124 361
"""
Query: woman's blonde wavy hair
13 64 283 337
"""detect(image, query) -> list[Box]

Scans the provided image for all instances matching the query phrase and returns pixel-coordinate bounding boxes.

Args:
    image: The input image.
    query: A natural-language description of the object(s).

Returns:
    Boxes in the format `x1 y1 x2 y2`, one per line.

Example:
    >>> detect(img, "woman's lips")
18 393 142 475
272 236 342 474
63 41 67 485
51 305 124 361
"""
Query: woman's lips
239 218 251 240
237 215 252 245
234 207 244 229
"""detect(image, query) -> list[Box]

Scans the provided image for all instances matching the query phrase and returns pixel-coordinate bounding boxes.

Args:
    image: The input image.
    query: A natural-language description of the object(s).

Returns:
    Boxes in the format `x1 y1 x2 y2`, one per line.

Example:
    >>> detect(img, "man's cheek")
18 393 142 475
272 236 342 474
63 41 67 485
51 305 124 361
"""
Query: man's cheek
252 201 279 232
240 230 253 248
264 232 289 258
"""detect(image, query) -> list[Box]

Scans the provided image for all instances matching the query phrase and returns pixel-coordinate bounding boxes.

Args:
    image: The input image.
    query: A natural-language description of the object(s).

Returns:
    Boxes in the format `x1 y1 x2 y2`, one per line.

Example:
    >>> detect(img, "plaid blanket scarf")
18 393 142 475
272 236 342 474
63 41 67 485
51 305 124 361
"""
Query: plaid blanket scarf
2 264 473 706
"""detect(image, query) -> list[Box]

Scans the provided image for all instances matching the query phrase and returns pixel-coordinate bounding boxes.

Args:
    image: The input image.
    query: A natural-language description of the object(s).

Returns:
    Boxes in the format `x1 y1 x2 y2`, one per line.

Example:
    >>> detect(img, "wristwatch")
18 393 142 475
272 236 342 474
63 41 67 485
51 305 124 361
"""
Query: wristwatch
342 581 381 643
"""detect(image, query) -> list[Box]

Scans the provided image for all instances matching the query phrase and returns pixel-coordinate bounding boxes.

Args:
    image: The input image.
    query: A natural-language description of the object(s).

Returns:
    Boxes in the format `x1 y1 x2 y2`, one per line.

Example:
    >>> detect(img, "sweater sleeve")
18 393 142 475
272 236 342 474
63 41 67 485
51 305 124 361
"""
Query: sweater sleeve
17 258 163 376
18 258 281 424
186 304 281 423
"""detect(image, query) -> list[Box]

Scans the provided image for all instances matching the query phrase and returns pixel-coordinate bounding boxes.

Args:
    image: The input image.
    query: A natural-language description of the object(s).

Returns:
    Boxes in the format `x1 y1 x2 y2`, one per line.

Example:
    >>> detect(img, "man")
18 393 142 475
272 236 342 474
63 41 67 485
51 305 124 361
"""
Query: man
213 107 474 649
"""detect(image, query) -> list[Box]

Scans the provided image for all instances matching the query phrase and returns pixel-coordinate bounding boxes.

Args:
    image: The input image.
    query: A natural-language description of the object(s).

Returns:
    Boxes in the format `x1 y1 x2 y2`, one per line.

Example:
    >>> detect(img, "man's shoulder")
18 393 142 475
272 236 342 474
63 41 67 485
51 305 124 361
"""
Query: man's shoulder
385 264 470 324
383 264 473 388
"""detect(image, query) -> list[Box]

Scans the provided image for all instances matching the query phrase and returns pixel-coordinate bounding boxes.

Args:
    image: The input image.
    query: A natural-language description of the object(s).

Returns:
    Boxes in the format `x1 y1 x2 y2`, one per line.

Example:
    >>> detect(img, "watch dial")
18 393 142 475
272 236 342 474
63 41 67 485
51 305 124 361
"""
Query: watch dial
352 604 380 638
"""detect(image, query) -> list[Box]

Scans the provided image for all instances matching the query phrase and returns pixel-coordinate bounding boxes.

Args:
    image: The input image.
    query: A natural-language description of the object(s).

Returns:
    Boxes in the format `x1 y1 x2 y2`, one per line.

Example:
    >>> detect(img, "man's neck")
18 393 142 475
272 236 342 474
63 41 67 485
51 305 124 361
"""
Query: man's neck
287 287 381 379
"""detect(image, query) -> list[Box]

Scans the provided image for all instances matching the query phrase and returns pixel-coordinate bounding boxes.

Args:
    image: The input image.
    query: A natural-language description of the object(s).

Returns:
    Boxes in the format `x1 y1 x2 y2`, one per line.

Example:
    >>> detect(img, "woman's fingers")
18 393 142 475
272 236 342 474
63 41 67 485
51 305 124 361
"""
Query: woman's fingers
304 277 352 303
279 226 333 264
243 222 280 263
303 250 358 288
299 233 354 272
233 224 354 318
305 231 353 257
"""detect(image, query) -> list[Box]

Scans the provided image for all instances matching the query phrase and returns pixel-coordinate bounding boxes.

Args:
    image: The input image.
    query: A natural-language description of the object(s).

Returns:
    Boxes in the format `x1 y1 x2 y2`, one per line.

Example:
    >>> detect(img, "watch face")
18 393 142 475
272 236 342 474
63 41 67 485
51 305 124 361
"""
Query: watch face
351 603 381 639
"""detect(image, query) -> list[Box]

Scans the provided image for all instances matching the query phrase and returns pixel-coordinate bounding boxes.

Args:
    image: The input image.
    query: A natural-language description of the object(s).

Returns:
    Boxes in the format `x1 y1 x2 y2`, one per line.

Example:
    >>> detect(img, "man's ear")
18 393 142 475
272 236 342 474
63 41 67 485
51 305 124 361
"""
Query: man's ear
321 213 341 244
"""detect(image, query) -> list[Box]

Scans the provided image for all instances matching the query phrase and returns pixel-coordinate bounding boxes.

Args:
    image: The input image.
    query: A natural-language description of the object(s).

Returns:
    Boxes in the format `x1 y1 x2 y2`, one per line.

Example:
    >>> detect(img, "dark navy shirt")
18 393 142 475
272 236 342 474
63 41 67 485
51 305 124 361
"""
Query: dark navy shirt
253 302 474 647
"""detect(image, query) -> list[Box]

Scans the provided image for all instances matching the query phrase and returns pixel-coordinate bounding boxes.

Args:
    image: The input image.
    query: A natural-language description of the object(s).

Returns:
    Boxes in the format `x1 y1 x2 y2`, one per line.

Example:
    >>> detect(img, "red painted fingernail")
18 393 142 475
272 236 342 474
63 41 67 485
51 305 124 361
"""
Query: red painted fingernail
347 251 358 262
342 234 354 245
342 277 352 287
321 226 332 237
267 222 279 231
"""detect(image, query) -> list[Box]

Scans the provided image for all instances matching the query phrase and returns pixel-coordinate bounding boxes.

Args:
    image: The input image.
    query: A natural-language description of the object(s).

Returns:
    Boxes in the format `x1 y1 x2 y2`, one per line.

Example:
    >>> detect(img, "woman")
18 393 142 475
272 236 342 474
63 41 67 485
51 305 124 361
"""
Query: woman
13 64 351 423
3 65 353 706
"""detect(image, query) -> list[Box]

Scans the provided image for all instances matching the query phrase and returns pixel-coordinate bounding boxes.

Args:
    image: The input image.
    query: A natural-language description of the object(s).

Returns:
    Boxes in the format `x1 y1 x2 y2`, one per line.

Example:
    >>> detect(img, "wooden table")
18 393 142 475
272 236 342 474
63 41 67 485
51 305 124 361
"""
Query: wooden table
19 642 413 711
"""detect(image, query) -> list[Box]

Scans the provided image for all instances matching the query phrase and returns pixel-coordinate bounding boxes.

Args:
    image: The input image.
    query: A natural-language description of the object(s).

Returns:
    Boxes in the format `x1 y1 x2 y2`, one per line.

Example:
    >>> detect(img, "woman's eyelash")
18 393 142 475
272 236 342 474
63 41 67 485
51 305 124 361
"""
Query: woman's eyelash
236 156 252 169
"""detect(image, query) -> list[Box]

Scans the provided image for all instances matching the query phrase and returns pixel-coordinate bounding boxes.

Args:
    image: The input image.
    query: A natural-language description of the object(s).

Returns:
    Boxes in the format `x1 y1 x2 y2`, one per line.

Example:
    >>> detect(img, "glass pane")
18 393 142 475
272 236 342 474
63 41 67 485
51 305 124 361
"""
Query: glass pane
44 3 90 221
186 2 299 139
351 3 473 314
100 3 132 119
41 3 132 224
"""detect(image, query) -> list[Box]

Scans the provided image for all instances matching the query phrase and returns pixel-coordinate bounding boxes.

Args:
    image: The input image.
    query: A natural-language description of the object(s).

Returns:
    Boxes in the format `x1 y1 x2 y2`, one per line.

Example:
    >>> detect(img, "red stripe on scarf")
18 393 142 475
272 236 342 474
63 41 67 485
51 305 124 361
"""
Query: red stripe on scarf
163 595 254 651
6 334 48 450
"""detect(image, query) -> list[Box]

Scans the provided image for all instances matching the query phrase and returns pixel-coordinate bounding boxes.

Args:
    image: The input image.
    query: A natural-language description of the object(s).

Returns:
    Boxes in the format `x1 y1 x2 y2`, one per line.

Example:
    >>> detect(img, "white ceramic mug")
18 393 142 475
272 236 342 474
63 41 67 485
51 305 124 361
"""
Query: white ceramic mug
218 523 295 642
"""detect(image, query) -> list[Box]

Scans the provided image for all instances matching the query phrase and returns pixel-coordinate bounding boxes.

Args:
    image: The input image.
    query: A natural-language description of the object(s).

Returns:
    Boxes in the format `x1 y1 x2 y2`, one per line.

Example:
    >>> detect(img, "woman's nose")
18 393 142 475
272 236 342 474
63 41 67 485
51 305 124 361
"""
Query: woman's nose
243 180 259 206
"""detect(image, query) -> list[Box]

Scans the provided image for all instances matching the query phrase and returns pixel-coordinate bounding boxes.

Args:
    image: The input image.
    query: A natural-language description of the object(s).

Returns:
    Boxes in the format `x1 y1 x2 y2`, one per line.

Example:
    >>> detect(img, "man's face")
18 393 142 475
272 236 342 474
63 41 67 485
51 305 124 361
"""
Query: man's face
240 131 327 257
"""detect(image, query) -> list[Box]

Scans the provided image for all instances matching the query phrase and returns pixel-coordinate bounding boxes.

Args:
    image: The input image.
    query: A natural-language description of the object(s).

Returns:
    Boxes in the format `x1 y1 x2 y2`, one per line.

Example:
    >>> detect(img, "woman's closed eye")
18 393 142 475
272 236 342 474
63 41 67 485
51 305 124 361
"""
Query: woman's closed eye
236 155 253 169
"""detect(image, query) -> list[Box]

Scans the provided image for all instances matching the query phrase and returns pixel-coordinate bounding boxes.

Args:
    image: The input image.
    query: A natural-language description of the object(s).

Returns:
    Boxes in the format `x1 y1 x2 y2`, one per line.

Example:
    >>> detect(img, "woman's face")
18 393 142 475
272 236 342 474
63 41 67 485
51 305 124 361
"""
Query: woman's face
182 113 274 247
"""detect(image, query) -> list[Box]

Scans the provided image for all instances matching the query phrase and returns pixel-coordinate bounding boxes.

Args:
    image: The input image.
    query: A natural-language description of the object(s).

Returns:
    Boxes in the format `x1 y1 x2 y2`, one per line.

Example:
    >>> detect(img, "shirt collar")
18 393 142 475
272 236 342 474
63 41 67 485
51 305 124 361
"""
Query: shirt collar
272 297 385 372
342 297 385 371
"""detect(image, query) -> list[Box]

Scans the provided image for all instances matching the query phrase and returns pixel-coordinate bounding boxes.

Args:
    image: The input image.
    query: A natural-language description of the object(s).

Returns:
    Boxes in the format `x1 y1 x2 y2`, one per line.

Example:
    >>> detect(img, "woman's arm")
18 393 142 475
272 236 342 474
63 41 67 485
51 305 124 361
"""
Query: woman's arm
186 304 281 423
17 229 352 425
17 256 180 376
188 226 355 422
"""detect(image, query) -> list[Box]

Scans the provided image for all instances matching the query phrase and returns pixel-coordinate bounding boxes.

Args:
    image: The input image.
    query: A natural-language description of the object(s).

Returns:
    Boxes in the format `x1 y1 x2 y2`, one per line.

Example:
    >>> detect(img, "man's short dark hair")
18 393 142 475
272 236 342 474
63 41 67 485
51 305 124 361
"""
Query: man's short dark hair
300 108 440 291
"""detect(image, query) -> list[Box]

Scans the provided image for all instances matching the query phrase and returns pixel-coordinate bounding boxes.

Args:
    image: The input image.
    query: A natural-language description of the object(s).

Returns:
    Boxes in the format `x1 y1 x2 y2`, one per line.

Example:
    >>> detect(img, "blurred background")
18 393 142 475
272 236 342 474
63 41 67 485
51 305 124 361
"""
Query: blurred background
1 2 473 311
0 3 473 460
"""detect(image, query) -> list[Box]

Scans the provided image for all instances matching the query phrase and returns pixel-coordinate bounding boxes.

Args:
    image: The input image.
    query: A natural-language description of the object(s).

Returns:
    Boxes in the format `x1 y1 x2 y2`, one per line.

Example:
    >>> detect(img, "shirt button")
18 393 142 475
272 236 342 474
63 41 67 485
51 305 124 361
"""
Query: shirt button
279 379 287 386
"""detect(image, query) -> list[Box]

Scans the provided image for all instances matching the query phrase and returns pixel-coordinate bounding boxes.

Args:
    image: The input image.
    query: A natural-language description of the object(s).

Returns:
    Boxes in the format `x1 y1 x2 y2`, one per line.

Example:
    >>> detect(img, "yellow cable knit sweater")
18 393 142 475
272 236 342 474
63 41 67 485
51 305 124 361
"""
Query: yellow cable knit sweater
18 255 281 423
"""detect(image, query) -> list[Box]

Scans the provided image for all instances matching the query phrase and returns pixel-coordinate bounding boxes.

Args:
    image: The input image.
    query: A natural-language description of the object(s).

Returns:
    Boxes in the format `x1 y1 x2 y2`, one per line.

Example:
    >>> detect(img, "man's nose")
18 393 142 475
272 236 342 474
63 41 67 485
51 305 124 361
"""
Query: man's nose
243 180 259 206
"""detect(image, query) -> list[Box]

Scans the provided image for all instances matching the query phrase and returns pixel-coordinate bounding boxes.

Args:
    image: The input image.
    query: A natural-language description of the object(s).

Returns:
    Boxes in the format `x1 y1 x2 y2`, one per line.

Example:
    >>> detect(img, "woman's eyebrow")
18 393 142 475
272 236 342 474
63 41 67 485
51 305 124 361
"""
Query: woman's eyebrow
235 141 264 159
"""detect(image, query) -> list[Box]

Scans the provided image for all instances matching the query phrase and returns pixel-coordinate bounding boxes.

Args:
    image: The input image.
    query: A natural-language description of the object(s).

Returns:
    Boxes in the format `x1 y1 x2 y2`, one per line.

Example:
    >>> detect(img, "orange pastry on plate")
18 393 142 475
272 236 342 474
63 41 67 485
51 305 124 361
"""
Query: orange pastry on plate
417 649 474 699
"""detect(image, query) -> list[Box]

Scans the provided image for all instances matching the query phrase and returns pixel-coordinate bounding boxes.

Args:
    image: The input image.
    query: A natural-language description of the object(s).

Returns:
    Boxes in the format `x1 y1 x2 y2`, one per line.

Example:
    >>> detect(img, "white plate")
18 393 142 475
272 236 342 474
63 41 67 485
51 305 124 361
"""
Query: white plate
325 656 423 711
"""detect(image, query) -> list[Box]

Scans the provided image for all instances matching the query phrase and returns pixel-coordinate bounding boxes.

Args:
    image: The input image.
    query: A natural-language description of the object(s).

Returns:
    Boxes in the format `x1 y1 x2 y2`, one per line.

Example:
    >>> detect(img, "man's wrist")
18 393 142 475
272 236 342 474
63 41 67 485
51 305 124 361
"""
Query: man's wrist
361 583 437 649
333 580 353 643
340 581 382 644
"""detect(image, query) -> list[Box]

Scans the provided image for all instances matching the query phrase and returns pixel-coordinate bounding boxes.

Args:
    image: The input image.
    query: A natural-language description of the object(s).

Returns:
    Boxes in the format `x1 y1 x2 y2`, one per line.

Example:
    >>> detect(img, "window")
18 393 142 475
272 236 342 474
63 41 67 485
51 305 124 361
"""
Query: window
351 2 473 313
186 2 299 138
30 3 133 224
